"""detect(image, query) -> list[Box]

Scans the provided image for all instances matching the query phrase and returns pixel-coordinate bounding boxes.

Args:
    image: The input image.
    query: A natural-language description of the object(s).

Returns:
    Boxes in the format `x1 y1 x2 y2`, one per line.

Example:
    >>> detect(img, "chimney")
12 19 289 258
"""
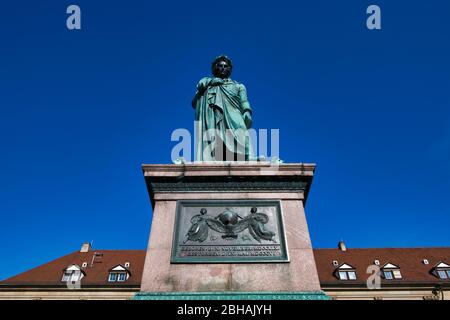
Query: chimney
80 242 91 253
338 240 347 252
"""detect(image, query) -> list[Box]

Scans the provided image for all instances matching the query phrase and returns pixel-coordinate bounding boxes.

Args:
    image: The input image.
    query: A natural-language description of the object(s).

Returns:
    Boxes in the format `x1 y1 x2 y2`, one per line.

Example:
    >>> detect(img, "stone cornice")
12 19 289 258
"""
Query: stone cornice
142 163 316 208
142 162 316 177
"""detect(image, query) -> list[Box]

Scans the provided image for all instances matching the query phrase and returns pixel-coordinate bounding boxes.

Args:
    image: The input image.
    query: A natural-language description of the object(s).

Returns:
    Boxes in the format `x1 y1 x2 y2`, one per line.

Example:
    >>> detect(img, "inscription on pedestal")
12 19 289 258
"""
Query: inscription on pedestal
171 200 289 263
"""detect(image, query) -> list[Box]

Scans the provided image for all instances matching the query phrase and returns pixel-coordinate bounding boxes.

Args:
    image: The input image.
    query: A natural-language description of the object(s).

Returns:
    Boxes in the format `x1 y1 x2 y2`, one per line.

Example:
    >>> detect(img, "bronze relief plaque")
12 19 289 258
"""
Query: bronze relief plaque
171 200 289 263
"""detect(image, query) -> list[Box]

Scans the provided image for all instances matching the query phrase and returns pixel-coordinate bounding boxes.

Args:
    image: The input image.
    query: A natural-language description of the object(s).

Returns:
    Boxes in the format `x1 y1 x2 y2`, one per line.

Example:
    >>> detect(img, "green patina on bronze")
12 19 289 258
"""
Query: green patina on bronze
192 55 253 161
134 291 331 300
171 200 289 263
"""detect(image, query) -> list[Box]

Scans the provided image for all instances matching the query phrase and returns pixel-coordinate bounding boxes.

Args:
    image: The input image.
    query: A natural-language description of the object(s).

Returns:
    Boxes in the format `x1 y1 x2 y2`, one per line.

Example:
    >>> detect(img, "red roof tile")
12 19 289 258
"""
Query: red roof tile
2 247 449 288
1 250 146 287
313 247 450 286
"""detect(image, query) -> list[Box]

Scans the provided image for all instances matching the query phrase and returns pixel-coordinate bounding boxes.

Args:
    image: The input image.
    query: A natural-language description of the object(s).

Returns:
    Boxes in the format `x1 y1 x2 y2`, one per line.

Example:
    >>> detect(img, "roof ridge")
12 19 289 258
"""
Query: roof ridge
1 250 81 282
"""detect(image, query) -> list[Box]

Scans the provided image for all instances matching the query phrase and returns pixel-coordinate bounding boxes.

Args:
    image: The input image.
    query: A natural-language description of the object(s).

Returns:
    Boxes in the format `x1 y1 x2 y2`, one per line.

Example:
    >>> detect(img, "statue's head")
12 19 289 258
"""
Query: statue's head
211 55 233 79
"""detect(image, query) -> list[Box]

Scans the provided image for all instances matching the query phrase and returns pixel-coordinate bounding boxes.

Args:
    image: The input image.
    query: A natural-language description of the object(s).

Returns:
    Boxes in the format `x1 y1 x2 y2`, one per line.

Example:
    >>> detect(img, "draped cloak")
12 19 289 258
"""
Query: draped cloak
193 77 253 161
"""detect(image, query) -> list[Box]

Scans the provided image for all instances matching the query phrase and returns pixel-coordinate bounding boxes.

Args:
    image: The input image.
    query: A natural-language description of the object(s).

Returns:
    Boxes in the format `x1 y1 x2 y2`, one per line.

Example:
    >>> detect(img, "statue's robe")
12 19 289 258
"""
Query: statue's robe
192 77 253 161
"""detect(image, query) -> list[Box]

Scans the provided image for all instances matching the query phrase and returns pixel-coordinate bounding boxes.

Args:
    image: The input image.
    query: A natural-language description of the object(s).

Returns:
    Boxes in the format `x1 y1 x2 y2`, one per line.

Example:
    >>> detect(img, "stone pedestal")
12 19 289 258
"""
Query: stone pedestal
137 162 328 300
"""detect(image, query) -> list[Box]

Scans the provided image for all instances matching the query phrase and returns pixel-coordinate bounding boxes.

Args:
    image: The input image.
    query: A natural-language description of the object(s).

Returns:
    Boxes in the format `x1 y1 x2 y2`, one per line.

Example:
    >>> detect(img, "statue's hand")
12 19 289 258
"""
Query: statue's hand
196 77 213 95
198 86 206 95
197 81 207 95
243 111 252 128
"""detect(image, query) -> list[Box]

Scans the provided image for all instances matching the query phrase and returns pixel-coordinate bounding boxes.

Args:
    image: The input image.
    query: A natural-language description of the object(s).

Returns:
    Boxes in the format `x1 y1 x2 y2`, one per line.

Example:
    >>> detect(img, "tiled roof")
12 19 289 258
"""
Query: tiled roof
313 247 450 287
1 247 449 288
0 250 146 287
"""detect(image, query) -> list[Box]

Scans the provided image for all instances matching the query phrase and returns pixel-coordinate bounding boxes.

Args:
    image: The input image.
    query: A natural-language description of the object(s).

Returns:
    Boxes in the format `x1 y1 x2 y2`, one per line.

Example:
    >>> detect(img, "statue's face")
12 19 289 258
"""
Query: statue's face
213 60 231 79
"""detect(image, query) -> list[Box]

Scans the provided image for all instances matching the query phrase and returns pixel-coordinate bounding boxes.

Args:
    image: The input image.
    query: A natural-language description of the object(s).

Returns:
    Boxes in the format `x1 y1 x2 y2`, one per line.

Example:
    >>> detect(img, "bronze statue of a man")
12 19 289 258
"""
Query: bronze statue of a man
192 55 253 161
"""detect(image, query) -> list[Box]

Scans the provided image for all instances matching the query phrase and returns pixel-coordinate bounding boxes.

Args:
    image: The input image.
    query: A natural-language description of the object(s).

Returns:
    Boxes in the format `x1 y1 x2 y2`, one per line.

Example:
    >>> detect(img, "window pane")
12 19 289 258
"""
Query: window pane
348 271 357 280
70 272 79 282
339 271 348 280
118 273 127 281
109 273 117 282
437 270 447 279
446 270 450 278
384 271 393 279
393 270 402 279
62 272 71 282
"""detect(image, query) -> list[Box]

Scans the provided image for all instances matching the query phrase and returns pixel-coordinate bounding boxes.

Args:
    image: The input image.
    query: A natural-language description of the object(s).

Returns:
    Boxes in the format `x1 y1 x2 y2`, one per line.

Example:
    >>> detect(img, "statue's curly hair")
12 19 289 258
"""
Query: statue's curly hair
211 55 233 75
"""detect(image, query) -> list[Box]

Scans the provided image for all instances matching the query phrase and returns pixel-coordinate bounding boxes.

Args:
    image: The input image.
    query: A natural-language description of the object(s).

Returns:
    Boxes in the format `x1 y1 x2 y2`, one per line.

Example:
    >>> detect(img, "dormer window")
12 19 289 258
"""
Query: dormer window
433 262 450 280
335 263 357 280
381 263 402 280
61 265 85 282
108 265 130 282
119 273 128 281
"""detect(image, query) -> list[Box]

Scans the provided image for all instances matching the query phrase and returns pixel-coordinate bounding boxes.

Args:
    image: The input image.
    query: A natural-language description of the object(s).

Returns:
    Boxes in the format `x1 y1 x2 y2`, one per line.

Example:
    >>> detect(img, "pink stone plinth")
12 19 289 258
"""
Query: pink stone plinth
140 162 322 293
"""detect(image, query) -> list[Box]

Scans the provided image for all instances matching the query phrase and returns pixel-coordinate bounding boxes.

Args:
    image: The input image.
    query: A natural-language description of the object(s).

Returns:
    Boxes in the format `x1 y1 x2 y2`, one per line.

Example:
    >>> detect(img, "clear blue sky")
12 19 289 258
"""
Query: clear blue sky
1 1 449 280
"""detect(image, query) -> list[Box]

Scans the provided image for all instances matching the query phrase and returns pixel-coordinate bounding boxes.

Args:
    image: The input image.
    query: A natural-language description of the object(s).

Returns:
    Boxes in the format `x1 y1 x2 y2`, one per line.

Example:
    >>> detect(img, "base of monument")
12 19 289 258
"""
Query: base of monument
134 291 330 300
